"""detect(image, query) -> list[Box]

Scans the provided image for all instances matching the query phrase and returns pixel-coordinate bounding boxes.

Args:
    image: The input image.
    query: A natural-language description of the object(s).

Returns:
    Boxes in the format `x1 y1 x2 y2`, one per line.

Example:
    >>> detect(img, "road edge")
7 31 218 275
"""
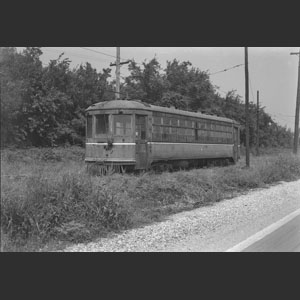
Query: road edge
225 208 300 252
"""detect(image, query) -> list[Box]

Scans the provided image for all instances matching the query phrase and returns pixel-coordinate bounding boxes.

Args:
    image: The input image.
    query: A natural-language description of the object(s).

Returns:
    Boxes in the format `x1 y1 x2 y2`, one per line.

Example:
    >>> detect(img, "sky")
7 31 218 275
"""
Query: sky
17 47 300 130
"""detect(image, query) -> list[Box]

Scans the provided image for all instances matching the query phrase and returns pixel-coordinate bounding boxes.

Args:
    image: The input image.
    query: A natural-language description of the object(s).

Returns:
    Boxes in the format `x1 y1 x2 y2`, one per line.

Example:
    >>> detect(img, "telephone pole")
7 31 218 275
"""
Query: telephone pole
115 47 120 99
244 47 250 167
256 90 260 156
0 72 4 104
290 49 300 154
110 47 130 100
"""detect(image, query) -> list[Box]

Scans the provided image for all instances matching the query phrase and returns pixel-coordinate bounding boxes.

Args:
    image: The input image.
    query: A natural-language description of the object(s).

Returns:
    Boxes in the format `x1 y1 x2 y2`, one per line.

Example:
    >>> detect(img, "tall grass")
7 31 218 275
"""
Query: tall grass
1 147 300 251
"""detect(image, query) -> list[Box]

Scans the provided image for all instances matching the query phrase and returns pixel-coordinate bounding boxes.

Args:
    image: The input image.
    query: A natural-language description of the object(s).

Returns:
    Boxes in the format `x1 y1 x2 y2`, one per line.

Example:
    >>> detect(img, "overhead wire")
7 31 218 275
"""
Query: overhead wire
40 48 296 125
80 47 123 60
80 47 143 65
42 47 112 65
271 113 295 118
208 63 245 76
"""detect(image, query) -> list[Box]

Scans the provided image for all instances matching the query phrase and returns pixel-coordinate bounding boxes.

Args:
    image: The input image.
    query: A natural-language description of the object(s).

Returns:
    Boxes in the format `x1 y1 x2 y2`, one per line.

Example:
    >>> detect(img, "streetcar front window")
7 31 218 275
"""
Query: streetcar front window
96 114 109 135
114 115 132 135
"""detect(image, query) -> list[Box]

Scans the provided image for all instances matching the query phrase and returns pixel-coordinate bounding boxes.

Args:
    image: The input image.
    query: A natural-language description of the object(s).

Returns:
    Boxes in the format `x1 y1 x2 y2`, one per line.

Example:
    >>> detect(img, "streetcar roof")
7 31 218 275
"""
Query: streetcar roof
86 100 239 125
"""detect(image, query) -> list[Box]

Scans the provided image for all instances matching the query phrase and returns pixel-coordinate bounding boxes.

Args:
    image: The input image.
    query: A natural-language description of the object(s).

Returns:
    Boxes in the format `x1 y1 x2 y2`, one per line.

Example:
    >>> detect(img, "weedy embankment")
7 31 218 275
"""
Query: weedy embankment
1 147 300 251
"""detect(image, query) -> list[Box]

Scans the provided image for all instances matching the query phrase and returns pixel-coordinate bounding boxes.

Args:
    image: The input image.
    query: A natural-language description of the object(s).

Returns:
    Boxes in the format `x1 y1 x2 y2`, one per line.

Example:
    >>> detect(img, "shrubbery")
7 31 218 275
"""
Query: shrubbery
1 159 133 247
1 148 300 251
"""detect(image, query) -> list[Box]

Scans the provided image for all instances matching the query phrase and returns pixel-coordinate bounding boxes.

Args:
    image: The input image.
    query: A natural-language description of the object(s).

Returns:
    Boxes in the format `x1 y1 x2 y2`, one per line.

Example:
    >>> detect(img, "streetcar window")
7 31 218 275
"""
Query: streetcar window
153 116 162 124
162 126 169 141
199 121 206 129
114 115 132 135
171 127 177 134
186 120 193 128
153 125 162 141
87 115 93 138
179 119 185 127
141 127 146 139
186 128 194 136
178 128 185 142
96 114 109 135
171 118 178 126
163 117 170 125
186 128 195 142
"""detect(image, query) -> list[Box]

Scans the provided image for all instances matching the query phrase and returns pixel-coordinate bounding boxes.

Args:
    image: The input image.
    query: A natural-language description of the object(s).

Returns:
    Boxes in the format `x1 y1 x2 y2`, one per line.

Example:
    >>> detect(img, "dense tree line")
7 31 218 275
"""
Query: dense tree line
0 47 293 148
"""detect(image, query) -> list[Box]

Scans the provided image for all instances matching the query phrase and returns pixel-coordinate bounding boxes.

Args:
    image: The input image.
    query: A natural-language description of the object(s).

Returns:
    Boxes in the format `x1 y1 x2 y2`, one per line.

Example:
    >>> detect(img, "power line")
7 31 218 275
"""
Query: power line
80 47 145 65
272 113 295 118
208 63 245 76
42 47 111 64
80 47 122 60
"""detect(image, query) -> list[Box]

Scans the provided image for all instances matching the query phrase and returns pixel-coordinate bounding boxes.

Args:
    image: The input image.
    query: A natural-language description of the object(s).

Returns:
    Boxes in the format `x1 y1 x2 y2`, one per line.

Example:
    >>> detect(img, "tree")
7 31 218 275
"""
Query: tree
0 48 24 146
0 47 44 146
154 91 188 110
0 47 294 149
123 58 166 103
67 63 112 142
165 59 215 111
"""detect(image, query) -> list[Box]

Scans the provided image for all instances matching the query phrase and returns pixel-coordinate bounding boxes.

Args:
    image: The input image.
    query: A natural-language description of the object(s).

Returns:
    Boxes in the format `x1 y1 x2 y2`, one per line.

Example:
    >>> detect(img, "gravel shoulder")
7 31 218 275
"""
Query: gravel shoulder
62 179 300 252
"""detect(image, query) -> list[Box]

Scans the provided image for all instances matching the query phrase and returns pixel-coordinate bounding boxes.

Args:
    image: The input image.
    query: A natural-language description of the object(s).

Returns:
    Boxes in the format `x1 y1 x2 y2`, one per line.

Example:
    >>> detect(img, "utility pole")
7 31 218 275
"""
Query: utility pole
0 74 2 103
0 72 3 104
256 90 260 156
115 47 120 99
244 47 250 167
290 49 300 154
110 47 130 100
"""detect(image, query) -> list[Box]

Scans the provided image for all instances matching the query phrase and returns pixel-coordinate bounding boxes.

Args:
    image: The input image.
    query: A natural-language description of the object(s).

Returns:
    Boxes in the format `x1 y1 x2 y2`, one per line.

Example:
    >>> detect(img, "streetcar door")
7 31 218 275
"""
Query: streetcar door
135 115 148 169
233 126 239 162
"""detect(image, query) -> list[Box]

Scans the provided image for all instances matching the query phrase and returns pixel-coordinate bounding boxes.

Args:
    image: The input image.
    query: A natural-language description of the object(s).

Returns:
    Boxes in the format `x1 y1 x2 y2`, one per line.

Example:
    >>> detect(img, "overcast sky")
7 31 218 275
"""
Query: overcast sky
17 47 299 130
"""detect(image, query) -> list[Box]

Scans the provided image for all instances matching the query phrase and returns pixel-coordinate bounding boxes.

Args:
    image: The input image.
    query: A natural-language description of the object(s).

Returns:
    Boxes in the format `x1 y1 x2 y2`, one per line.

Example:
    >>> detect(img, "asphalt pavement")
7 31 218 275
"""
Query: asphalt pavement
226 209 300 252
243 214 300 252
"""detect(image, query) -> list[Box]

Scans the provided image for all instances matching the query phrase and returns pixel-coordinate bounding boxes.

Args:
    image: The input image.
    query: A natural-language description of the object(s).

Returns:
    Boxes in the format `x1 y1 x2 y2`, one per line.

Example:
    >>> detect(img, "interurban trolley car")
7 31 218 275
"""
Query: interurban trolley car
85 100 240 173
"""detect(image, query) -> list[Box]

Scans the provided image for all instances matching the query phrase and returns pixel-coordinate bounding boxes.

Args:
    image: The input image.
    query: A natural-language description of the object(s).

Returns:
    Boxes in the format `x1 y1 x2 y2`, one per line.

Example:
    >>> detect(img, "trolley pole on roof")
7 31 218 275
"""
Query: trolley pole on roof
110 47 130 100
244 47 250 167
256 90 260 156
290 49 300 154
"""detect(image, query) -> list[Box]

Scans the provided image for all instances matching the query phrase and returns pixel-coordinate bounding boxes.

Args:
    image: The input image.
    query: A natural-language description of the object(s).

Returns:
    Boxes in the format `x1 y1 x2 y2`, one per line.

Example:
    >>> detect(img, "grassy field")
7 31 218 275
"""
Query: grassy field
1 146 300 252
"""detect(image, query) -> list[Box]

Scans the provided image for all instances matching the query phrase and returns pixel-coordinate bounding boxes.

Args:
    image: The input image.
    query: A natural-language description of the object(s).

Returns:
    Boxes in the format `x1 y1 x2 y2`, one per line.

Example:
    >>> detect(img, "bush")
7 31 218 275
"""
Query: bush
1 147 300 251
0 146 85 165
258 154 300 184
218 166 261 190
1 170 133 245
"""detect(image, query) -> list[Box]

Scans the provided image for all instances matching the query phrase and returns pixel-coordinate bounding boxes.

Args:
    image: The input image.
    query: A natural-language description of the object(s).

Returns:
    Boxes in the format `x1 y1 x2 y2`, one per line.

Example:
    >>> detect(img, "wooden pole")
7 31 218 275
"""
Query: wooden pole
244 47 250 167
116 47 120 100
110 48 130 100
256 90 259 156
291 50 300 154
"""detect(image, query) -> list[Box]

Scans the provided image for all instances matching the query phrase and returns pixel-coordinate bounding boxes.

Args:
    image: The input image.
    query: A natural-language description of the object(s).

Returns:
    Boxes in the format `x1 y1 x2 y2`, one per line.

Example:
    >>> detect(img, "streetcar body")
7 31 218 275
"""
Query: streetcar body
85 100 240 171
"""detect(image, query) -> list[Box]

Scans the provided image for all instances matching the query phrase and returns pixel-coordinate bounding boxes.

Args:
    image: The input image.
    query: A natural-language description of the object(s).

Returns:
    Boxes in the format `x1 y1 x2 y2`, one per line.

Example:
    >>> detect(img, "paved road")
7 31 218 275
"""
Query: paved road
226 209 300 252
243 214 300 252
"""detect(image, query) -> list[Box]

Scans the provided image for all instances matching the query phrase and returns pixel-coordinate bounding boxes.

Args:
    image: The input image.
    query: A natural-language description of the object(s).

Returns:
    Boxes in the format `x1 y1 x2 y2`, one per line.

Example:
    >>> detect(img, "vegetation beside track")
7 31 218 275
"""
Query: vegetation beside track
1 146 300 252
